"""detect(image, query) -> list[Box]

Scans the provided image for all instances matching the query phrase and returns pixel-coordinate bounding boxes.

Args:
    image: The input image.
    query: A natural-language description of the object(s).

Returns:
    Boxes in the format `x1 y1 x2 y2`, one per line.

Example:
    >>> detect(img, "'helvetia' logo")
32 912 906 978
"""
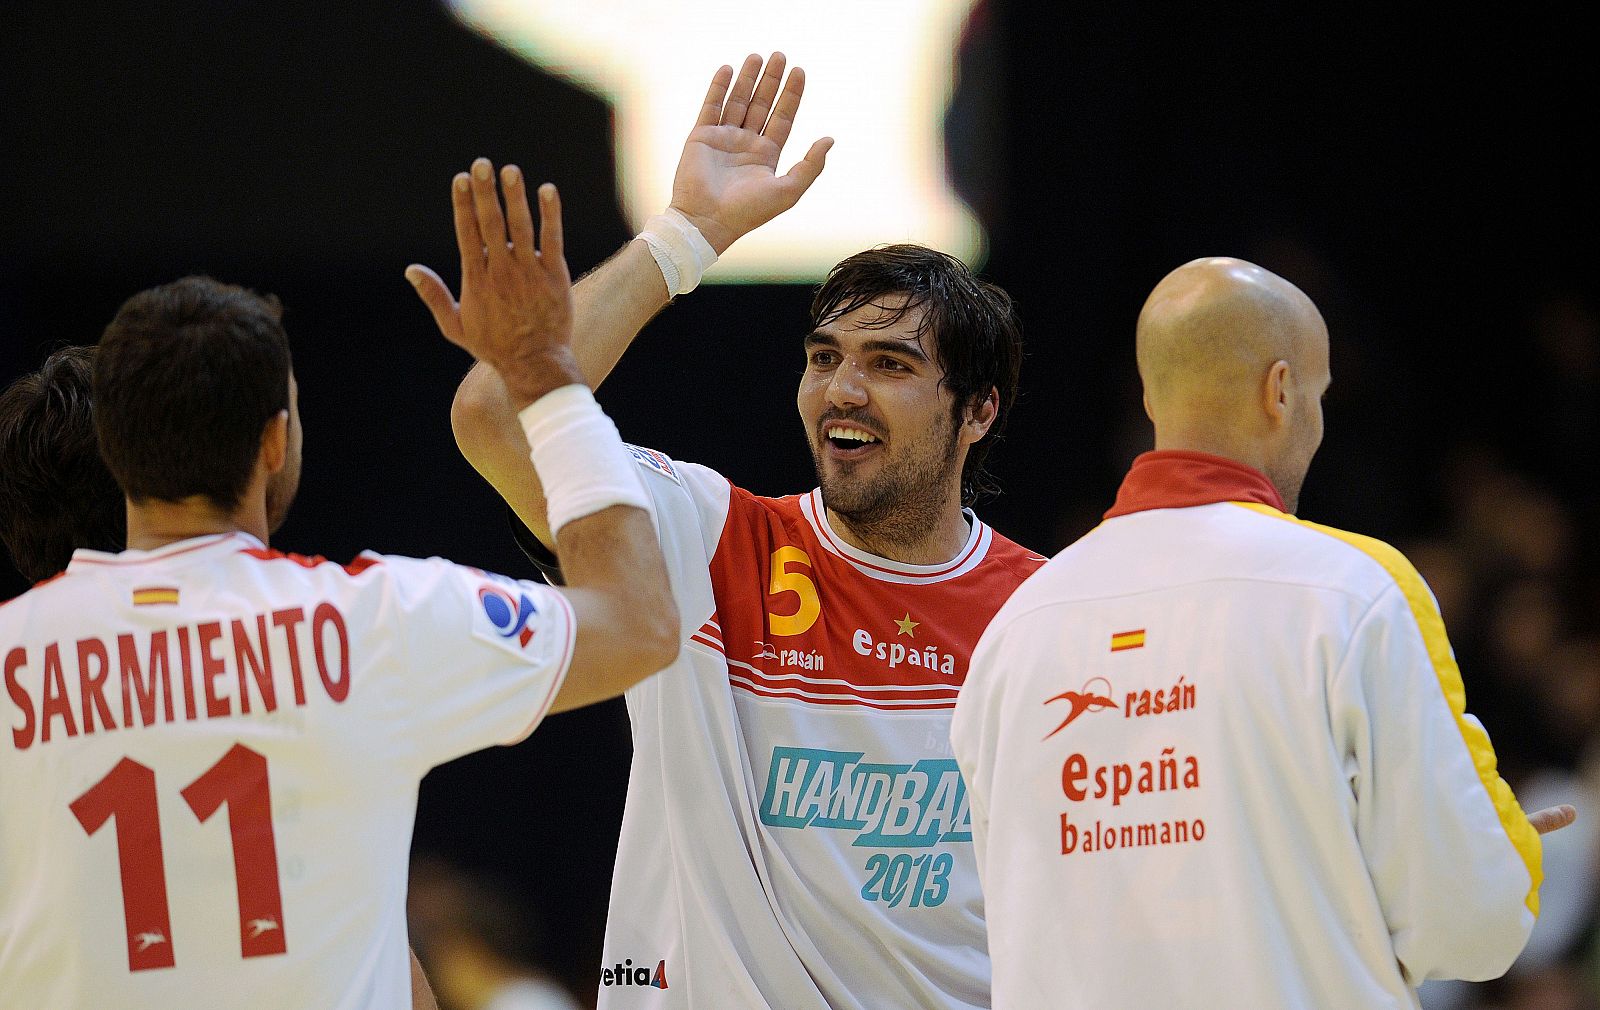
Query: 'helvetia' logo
601 958 668 989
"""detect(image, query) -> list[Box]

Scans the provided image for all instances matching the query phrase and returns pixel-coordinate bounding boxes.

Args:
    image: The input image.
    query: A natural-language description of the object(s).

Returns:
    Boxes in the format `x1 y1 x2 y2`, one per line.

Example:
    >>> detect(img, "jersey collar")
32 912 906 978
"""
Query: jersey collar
800 489 992 584
1104 450 1285 519
67 531 266 571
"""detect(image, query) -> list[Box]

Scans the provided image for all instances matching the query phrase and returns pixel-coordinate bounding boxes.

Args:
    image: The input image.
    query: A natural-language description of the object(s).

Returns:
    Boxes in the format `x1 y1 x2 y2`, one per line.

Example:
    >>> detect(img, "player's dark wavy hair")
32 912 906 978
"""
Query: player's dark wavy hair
0 346 127 582
809 245 1023 505
94 276 291 512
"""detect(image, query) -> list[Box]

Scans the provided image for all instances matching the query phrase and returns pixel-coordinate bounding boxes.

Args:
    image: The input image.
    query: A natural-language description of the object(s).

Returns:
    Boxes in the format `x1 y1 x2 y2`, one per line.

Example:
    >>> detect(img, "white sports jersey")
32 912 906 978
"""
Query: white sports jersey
952 451 1542 1010
0 531 574 1009
521 448 1044 1008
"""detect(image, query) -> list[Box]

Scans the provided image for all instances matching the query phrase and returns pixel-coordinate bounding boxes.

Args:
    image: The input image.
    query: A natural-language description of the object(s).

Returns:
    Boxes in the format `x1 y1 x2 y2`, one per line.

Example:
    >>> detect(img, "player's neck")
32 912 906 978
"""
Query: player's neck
824 495 971 566
124 495 268 552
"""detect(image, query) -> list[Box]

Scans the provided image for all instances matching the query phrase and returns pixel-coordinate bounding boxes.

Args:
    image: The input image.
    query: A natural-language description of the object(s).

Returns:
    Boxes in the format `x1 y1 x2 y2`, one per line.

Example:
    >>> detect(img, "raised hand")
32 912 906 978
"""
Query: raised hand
407 159 580 402
669 53 834 255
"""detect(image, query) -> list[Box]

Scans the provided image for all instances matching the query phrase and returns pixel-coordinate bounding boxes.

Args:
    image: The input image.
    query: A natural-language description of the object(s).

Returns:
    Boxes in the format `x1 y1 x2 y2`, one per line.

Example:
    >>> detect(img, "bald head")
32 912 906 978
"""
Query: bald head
1135 257 1330 511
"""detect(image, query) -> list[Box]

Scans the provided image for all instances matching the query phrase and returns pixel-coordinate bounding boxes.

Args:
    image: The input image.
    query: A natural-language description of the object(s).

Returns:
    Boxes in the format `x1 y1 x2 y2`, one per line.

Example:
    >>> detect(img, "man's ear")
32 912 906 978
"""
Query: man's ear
1262 361 1291 428
962 387 999 445
259 409 289 474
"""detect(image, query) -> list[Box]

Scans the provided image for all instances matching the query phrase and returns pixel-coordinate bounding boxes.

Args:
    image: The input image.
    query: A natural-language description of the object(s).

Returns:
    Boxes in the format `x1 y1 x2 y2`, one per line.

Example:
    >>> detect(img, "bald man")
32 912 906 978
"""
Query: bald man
951 258 1569 1008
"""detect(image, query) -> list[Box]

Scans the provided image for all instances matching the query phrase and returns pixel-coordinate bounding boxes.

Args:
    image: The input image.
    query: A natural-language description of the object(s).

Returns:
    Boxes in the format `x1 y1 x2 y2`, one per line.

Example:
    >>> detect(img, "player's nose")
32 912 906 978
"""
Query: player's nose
824 358 869 408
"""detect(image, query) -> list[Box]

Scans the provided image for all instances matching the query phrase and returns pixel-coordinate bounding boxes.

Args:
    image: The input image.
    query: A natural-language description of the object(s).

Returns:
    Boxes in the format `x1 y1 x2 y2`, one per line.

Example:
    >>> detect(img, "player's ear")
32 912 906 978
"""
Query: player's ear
961 387 999 445
1261 361 1291 428
259 409 289 474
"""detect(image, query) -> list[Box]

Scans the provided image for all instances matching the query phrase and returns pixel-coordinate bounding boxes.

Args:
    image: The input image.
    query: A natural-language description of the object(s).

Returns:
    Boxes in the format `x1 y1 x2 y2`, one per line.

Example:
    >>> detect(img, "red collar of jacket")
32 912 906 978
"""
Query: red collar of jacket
1104 450 1286 519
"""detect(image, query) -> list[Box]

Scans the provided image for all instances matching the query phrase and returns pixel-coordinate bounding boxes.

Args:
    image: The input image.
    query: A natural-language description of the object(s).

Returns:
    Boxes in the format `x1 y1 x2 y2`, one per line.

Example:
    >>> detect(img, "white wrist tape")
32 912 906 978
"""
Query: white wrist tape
640 208 719 295
518 385 652 537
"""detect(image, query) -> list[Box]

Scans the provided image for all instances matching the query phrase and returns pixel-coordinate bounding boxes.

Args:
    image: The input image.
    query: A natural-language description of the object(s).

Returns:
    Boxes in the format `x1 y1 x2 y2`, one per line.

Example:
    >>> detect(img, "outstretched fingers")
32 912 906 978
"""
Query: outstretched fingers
468 157 511 271
742 52 786 133
501 164 537 267
696 64 735 128
450 172 484 281
718 53 763 128
536 183 568 284
762 65 806 150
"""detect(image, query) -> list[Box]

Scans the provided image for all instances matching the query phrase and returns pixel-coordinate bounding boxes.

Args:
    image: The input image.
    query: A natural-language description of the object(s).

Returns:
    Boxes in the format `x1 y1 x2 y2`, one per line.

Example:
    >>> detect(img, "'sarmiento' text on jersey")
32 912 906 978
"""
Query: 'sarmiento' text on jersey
5 603 351 750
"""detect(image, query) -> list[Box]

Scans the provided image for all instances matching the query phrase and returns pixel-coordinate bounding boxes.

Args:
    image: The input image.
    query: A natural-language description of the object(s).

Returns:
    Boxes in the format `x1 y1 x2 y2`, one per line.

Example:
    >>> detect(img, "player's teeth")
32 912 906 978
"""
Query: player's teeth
828 427 878 443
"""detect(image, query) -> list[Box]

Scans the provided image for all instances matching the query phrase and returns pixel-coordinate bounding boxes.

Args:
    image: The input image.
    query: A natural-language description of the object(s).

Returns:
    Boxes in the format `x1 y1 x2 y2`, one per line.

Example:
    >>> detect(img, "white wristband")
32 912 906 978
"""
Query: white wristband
518 385 652 537
640 208 719 296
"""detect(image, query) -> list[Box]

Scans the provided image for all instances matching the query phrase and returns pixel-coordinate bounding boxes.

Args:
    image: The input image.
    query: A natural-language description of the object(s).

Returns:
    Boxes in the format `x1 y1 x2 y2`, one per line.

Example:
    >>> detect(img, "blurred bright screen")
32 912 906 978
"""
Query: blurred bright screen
448 0 984 282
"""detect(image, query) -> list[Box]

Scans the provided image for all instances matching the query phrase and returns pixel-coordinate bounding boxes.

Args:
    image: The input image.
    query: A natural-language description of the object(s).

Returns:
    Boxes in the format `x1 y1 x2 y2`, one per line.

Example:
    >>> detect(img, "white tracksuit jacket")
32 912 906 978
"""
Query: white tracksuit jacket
952 450 1541 1010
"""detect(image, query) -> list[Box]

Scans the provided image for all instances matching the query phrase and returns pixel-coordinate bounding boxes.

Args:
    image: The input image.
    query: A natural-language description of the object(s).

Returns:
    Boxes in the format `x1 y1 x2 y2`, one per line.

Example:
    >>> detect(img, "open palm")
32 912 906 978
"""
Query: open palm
669 54 833 256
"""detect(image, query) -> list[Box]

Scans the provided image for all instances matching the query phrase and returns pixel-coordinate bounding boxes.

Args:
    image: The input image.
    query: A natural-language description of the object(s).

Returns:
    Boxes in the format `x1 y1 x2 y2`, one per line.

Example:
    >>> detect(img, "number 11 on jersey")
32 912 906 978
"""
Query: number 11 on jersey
70 743 288 972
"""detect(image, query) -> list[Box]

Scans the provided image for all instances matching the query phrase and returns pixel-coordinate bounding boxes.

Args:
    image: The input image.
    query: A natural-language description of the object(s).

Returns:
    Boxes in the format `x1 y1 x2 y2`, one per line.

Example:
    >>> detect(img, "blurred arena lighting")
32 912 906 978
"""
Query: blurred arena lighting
446 0 986 282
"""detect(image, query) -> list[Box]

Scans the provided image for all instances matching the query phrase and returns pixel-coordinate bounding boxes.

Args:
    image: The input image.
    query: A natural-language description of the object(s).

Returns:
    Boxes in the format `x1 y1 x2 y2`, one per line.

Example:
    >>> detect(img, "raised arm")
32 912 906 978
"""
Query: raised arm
408 159 677 706
447 53 832 550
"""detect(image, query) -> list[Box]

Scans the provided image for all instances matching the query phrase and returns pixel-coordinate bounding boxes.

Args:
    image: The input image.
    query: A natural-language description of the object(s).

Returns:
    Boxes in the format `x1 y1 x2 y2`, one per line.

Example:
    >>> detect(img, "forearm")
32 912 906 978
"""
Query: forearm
453 238 668 548
572 237 671 386
551 504 679 711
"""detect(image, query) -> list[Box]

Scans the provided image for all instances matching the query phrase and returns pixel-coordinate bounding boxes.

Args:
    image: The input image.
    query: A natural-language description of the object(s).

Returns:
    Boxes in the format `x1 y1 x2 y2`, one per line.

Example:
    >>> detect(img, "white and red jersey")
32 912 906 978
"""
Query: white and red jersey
952 451 1542 1009
576 448 1044 1009
0 531 574 1009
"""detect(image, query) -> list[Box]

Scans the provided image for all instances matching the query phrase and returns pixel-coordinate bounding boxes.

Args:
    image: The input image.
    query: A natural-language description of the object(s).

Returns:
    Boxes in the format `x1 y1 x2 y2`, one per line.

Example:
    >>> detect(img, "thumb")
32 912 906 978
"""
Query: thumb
777 136 833 204
405 264 465 345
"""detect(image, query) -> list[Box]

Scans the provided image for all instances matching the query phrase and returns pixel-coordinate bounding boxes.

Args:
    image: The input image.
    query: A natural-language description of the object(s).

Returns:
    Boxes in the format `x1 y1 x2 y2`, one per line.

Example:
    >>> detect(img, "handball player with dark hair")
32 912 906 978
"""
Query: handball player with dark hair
0 345 446 1010
435 55 1046 1008
0 170 678 1008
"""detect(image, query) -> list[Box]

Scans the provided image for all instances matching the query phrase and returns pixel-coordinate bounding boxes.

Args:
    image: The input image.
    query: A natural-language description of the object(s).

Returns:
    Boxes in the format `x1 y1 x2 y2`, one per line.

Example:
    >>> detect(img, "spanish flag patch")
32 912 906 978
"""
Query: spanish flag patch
1110 629 1145 652
132 586 180 606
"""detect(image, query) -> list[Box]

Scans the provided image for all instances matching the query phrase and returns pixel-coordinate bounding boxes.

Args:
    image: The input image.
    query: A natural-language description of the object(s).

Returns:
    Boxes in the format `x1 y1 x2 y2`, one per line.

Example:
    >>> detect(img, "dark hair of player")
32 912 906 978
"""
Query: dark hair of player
93 276 291 512
809 244 1023 505
0 346 127 582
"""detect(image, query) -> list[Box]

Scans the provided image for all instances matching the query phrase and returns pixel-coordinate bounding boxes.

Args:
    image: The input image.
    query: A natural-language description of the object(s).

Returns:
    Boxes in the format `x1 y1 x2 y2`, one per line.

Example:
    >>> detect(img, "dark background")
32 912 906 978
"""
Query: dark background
5 3 1597 1005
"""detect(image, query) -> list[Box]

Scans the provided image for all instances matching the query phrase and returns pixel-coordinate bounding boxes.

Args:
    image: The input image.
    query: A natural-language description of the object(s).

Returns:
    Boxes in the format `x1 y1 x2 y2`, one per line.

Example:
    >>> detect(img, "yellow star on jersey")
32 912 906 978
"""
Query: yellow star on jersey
894 613 919 637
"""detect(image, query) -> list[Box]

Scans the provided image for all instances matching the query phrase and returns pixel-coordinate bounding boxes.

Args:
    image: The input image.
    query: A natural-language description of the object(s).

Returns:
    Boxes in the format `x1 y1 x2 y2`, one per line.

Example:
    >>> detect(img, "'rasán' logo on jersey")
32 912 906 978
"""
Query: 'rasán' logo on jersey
477 585 538 647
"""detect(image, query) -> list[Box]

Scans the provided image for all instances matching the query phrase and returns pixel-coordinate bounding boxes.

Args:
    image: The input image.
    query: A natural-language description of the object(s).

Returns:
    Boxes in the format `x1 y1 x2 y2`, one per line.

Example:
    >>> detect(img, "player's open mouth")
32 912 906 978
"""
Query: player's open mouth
823 423 882 459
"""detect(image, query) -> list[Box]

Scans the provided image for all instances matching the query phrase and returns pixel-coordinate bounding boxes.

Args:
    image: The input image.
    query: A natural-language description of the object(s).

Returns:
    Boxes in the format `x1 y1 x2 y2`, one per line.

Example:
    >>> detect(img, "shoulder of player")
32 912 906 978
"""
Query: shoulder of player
976 525 1051 578
1220 504 1422 600
0 570 70 615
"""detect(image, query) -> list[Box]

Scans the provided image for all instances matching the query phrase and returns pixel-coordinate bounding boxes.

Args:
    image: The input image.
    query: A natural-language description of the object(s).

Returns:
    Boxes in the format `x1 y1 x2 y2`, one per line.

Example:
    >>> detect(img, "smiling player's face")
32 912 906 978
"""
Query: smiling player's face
796 297 964 529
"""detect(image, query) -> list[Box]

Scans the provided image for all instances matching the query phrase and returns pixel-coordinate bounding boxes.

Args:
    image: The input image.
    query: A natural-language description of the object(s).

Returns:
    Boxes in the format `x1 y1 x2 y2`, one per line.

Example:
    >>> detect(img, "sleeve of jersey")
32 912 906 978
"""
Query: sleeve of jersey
505 445 727 593
1331 580 1541 984
374 554 577 772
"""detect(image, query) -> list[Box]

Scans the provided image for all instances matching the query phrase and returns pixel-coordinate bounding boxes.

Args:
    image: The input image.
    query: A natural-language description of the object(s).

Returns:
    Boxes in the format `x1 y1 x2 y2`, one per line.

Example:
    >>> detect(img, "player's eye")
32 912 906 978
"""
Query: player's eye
879 357 910 372
809 351 838 367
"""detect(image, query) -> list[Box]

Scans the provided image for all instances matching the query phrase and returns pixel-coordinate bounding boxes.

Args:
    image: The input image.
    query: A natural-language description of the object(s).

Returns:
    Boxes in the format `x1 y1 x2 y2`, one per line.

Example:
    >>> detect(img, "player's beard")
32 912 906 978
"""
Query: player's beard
810 411 963 552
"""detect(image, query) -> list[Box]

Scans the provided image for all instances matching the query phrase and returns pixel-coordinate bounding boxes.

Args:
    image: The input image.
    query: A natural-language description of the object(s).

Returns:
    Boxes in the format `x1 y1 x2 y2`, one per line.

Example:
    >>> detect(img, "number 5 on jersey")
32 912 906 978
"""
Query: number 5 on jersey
767 547 820 637
70 743 287 972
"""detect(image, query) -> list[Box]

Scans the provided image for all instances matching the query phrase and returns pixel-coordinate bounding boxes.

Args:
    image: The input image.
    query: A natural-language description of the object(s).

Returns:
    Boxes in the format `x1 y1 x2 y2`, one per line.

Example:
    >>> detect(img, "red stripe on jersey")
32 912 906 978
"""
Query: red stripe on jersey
728 662 959 703
730 678 957 711
695 616 723 645
690 634 725 654
240 548 384 578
